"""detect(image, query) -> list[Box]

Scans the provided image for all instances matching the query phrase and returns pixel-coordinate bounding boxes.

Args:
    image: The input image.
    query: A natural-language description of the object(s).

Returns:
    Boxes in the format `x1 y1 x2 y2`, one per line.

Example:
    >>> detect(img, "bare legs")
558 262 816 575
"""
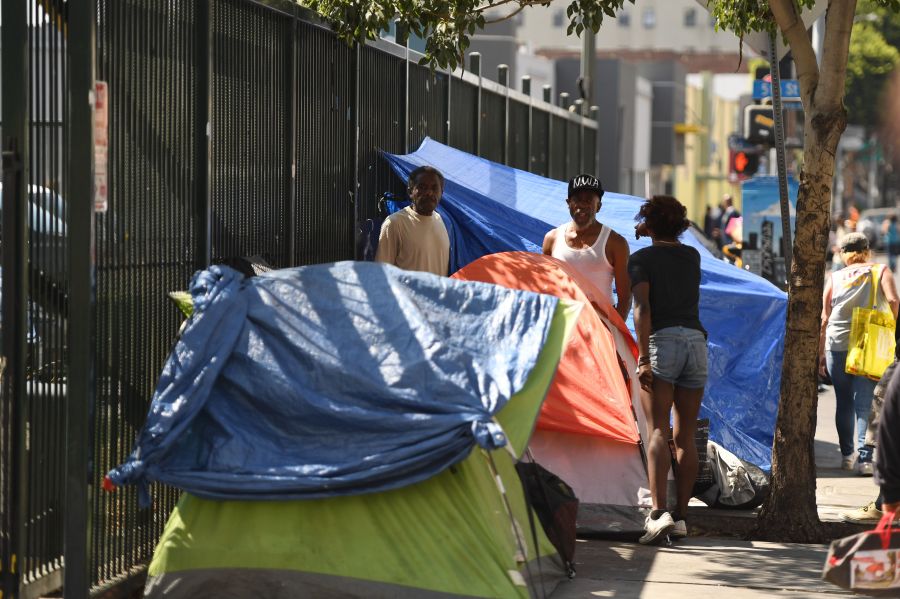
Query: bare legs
641 378 673 511
672 386 703 517
641 378 704 516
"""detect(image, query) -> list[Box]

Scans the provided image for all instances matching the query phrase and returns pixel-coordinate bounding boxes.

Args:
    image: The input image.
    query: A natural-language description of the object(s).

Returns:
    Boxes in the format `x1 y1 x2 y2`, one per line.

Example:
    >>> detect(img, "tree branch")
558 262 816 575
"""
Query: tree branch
770 0 819 105
474 0 534 15
817 0 859 110
484 1 549 23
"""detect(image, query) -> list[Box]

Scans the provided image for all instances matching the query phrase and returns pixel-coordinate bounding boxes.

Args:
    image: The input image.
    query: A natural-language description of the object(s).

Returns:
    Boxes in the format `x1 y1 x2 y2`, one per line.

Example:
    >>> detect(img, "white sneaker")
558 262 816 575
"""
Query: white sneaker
841 454 856 471
639 512 675 545
670 519 687 538
857 461 874 476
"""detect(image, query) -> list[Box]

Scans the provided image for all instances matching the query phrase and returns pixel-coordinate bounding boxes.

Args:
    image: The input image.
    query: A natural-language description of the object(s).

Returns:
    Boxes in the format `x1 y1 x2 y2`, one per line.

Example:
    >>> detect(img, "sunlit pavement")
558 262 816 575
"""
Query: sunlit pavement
550 382 868 597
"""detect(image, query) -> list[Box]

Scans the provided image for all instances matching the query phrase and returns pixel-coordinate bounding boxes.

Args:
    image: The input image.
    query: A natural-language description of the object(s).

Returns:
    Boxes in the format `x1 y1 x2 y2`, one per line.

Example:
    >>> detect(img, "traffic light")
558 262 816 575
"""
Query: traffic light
730 149 760 179
743 104 805 147
744 105 775 144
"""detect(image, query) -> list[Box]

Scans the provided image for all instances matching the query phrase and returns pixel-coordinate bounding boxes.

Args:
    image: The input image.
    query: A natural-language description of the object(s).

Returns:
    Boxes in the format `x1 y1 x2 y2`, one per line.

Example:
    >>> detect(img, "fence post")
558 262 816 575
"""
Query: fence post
196 0 212 268
543 85 552 178
0 0 29 592
522 76 532 172
470 52 482 156
352 42 361 259
559 93 569 177
445 65 452 144
498 64 509 165
395 21 410 153
65 0 97 596
590 105 600 177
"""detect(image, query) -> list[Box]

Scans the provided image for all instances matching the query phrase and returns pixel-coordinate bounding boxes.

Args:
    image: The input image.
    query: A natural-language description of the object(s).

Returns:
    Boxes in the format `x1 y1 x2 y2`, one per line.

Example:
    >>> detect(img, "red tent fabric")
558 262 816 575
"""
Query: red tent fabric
452 252 639 443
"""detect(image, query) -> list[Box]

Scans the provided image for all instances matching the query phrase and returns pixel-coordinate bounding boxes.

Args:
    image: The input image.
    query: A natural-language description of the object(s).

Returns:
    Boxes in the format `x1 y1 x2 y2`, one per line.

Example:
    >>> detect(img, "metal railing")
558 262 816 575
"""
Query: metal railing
0 0 598 597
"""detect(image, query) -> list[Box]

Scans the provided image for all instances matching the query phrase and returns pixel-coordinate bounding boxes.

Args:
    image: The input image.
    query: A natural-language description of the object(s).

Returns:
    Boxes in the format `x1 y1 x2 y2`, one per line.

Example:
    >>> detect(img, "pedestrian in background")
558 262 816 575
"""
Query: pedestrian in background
840 359 897 522
819 233 900 472
876 357 900 519
882 215 900 273
628 195 707 544
831 218 857 272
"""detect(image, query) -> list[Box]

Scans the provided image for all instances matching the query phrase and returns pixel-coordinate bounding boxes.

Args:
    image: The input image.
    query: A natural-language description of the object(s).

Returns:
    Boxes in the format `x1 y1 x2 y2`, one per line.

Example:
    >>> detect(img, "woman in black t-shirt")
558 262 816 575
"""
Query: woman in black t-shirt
627 195 707 545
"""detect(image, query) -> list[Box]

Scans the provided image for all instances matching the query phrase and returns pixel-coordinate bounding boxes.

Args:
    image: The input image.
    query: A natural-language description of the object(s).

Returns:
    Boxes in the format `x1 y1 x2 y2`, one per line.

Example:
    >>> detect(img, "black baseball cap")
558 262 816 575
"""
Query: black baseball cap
568 174 604 200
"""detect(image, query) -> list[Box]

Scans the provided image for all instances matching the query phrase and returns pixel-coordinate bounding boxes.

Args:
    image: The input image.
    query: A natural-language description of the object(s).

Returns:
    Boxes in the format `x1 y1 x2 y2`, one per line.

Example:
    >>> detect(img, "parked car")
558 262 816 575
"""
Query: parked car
0 183 67 282
0 184 67 378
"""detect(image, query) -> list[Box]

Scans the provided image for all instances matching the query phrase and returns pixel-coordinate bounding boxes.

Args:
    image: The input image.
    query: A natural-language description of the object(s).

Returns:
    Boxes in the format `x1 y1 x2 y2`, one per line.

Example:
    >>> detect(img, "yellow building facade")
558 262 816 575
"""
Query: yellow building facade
674 73 743 226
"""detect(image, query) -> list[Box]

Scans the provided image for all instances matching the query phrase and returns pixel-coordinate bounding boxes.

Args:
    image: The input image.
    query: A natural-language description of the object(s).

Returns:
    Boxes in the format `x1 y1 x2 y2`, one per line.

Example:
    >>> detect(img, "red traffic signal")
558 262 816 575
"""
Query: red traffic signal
730 149 759 179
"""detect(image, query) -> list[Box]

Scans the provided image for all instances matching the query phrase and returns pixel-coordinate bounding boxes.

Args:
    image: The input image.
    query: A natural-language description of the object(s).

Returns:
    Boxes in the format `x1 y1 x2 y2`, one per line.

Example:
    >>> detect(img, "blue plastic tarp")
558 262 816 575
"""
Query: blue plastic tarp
108 261 559 503
383 138 787 470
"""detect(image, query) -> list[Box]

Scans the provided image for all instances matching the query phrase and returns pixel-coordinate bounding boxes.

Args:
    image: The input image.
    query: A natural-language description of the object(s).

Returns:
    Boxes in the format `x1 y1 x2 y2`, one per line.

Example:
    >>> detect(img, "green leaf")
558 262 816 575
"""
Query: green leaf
167 291 194 318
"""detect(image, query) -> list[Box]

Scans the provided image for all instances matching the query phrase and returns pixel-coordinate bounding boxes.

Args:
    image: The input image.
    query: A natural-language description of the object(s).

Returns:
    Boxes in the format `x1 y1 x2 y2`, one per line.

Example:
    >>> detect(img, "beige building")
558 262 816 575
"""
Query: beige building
517 0 743 54
675 73 745 224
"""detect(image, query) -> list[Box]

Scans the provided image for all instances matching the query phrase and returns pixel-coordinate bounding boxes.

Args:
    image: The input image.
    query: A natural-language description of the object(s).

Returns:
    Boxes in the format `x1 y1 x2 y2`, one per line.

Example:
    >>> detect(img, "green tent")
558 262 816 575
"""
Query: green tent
143 300 579 598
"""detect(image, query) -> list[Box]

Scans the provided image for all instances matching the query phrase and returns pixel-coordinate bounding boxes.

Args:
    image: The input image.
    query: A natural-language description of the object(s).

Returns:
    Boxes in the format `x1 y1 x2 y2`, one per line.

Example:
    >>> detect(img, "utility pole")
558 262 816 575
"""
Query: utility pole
580 27 595 115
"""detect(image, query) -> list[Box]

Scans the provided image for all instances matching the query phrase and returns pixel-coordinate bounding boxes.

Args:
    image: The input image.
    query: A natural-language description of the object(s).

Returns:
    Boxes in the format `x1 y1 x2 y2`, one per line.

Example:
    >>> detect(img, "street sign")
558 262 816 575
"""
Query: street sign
753 79 800 100
93 81 109 213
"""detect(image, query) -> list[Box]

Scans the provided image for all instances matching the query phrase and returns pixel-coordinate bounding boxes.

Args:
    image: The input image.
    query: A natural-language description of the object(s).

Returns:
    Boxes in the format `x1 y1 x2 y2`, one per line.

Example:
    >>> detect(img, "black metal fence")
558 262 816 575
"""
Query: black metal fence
0 0 598 597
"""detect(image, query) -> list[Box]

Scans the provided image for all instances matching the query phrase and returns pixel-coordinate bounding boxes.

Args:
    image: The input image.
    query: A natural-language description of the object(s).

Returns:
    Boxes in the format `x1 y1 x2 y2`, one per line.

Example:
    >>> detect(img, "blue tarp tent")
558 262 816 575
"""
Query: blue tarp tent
383 138 787 470
108 261 563 503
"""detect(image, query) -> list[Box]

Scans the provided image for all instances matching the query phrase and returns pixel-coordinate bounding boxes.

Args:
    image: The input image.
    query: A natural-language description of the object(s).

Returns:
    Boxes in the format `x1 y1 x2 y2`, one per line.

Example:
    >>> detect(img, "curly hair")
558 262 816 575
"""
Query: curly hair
636 195 690 239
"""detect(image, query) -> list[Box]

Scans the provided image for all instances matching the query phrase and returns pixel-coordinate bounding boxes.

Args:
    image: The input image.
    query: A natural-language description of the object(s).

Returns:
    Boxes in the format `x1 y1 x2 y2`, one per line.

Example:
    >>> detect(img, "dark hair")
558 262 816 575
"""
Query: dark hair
636 195 690 239
408 165 445 192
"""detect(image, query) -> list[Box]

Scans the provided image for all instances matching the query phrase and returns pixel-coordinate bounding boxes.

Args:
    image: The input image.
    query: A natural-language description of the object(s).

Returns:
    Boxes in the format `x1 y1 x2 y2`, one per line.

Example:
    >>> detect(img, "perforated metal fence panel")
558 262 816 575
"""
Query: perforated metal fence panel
550 114 567 180
408 63 448 149
584 126 597 178
18 1 68 594
531 110 549 177
567 119 581 175
293 21 355 265
509 99 529 171
480 89 505 164
448 79 477 154
211 0 292 268
357 45 405 227
93 0 196 590
0 2 598 596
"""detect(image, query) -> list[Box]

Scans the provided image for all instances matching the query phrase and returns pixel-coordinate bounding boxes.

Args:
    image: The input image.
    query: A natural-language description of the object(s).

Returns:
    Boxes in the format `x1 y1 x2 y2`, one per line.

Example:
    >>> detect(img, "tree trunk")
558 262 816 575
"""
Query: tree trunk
755 106 847 543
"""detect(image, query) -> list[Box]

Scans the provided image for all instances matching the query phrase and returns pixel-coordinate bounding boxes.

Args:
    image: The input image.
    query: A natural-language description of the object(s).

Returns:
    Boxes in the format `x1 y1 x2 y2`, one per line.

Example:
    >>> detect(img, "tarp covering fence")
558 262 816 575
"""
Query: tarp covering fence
383 138 788 470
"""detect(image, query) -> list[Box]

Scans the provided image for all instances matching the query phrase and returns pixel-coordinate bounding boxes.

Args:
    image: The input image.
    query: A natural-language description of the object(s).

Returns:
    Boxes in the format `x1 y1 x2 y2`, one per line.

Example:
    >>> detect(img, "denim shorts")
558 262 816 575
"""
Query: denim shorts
648 326 708 389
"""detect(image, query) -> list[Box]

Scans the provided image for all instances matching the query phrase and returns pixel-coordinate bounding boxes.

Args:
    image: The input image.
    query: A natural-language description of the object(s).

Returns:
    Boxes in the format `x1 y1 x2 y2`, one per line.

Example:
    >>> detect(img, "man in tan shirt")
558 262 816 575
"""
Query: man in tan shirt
375 166 450 276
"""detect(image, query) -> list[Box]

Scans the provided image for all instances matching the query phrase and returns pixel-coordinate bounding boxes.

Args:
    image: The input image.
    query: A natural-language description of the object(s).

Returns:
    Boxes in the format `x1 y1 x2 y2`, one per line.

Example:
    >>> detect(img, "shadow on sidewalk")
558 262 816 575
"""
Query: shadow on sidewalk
553 538 841 598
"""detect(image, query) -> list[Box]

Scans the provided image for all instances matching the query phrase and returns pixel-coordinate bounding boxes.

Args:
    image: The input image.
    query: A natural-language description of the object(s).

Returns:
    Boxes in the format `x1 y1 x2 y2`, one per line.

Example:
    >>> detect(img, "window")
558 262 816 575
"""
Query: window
684 8 697 27
618 11 631 27
643 8 656 29
552 10 564 28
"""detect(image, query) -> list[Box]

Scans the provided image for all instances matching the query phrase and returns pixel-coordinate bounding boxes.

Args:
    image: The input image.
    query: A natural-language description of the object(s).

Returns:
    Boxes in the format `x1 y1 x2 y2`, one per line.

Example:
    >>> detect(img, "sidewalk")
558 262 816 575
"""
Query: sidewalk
551 384 876 597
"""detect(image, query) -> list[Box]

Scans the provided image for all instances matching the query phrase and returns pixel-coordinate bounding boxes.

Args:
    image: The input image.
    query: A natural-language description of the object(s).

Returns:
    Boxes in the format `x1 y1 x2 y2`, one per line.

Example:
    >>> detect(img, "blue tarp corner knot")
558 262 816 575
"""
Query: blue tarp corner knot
473 420 508 450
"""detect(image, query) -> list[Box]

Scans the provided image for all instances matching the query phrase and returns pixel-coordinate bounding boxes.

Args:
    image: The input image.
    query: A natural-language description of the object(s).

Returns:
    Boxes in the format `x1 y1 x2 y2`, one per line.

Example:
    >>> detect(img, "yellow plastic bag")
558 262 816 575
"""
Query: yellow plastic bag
846 266 896 380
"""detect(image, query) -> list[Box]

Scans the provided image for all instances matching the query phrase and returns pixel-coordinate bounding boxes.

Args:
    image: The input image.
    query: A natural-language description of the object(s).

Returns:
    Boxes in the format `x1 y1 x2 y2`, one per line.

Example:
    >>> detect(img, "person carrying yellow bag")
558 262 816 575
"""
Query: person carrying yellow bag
820 233 900 473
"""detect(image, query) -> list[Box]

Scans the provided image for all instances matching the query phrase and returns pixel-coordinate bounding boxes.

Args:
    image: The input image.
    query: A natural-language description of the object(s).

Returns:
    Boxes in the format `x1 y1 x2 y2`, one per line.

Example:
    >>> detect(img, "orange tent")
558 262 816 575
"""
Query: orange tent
453 252 638 443
453 252 650 534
